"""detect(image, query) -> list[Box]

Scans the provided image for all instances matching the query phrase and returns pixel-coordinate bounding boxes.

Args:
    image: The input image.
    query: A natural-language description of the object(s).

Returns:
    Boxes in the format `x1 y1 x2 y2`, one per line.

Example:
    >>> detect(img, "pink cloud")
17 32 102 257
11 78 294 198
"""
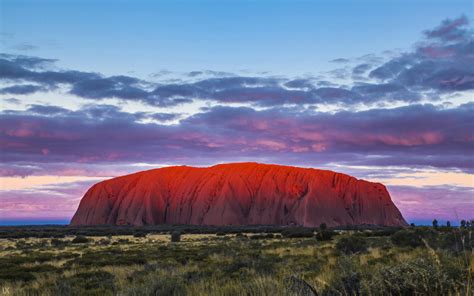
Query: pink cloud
420 46 454 58
255 139 287 151
0 180 96 219
389 185 474 222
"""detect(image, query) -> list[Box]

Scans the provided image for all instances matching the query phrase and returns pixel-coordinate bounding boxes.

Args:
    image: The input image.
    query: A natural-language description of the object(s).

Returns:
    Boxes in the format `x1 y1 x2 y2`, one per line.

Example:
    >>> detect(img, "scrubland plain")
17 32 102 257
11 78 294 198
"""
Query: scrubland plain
0 225 472 295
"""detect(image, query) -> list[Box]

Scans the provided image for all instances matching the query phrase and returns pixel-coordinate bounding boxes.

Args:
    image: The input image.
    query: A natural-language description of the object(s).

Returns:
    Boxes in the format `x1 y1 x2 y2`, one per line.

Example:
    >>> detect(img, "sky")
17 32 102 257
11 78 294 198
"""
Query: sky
0 0 473 225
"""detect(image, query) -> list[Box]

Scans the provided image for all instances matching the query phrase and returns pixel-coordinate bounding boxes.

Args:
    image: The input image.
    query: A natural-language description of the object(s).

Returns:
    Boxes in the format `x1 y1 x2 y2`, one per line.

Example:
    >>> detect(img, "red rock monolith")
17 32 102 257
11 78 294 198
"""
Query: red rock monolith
70 162 407 227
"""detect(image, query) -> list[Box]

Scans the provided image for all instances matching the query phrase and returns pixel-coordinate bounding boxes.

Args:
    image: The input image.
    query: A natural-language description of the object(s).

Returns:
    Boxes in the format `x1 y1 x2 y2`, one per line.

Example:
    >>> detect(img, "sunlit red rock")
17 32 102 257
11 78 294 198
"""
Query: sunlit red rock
70 163 407 227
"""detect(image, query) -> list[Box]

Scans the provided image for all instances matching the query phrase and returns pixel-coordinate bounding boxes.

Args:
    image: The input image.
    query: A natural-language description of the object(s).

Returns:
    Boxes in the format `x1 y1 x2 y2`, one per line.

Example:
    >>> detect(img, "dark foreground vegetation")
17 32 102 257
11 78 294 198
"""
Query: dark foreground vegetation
0 224 472 295
0 224 393 239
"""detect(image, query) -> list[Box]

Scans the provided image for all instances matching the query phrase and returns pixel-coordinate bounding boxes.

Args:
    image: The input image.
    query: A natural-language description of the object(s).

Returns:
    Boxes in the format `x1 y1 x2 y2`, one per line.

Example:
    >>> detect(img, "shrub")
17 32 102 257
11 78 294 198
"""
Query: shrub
316 230 337 241
281 227 314 238
390 230 423 248
222 259 251 277
364 228 399 237
133 232 147 238
15 240 30 249
265 233 275 239
150 276 186 295
323 256 361 295
0 270 36 282
235 233 247 239
365 255 467 295
336 235 368 254
250 233 275 240
68 251 147 267
126 273 186 295
171 231 181 242
55 271 115 296
97 239 111 246
439 230 473 252
285 275 319 296
0 262 58 283
51 238 67 247
71 235 89 244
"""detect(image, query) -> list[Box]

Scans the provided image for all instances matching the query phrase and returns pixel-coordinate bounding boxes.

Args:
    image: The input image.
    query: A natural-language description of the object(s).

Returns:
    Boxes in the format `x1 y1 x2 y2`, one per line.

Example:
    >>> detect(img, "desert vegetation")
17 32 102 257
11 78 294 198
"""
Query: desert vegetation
0 224 472 295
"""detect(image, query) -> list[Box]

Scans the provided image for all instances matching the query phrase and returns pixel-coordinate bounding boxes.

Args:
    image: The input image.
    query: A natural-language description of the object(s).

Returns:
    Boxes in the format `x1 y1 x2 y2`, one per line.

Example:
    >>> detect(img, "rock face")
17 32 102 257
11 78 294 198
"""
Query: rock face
70 163 407 227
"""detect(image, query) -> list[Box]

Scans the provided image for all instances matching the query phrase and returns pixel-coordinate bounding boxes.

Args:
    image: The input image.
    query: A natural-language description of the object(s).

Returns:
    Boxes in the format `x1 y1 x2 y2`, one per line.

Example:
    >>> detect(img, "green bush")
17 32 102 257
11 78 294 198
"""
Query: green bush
281 227 314 238
222 259 251 277
71 235 89 244
323 256 361 295
250 233 275 240
235 233 247 239
316 230 337 241
285 275 319 295
97 239 111 246
364 255 467 295
391 230 424 248
0 262 58 283
364 228 399 237
439 230 473 252
133 232 147 238
171 231 181 242
51 238 67 247
68 250 147 267
0 270 36 282
126 273 186 296
55 271 115 296
336 235 368 254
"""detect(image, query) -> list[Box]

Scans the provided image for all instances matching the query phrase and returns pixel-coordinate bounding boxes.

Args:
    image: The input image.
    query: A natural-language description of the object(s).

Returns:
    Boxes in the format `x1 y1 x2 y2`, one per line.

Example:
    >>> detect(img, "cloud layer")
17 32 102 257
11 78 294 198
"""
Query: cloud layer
1 16 472 108
1 102 472 177
1 16 473 222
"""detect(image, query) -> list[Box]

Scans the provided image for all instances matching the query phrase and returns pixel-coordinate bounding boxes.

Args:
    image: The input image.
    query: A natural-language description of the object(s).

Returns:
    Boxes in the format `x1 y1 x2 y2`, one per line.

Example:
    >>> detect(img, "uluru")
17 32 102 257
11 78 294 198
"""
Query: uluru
70 162 407 227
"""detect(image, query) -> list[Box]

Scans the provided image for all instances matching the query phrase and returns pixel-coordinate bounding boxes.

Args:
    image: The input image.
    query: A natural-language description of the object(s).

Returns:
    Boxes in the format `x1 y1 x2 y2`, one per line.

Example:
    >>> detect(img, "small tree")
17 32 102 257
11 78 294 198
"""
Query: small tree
460 220 466 228
432 219 438 229
391 230 423 248
319 223 327 231
446 221 451 228
468 220 474 229
410 223 415 228
171 231 181 242
336 235 367 254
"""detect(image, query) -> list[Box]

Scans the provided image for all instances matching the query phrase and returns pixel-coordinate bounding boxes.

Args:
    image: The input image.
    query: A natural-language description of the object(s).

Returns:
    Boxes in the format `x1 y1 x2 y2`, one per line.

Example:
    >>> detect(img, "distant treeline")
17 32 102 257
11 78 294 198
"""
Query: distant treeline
0 224 408 239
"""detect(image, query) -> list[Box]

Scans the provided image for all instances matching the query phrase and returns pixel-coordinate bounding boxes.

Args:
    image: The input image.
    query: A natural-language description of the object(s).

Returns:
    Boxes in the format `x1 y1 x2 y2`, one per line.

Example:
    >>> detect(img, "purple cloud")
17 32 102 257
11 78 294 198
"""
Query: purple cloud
0 180 97 219
1 102 472 177
389 185 474 223
0 84 46 95
424 15 469 41
370 16 473 91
